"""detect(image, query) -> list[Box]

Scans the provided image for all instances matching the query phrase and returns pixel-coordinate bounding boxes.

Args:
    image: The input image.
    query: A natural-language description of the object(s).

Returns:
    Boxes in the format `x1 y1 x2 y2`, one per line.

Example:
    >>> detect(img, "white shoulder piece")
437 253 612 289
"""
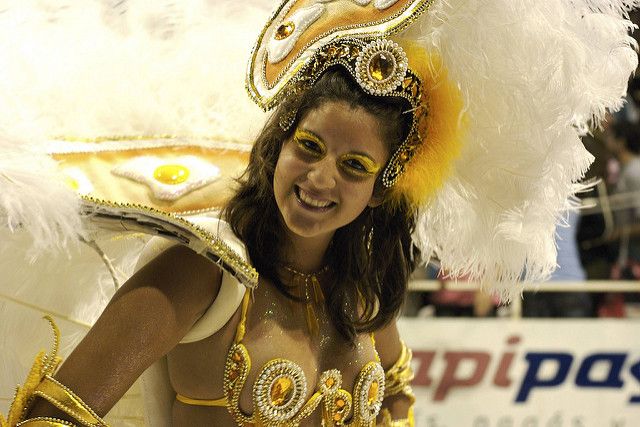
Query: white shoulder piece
135 215 249 344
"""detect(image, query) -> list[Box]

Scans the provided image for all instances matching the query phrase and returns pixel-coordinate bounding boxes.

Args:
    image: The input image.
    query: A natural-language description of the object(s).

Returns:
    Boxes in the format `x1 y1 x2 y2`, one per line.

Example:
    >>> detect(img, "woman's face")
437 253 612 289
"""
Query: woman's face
273 101 389 243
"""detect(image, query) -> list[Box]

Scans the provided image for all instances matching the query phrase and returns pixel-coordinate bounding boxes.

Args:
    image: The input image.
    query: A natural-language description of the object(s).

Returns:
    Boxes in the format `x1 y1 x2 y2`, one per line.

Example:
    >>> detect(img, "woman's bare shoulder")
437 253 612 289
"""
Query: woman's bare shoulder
131 244 223 319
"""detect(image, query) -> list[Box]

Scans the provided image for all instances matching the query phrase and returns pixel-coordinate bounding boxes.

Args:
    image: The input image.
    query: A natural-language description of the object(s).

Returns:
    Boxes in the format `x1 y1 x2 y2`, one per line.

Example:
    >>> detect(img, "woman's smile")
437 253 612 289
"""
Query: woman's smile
295 185 336 211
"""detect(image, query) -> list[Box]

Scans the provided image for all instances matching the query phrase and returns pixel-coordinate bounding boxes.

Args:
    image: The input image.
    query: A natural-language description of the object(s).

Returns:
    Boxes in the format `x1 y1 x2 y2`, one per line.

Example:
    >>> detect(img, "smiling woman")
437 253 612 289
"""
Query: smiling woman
1 0 637 426
226 68 415 348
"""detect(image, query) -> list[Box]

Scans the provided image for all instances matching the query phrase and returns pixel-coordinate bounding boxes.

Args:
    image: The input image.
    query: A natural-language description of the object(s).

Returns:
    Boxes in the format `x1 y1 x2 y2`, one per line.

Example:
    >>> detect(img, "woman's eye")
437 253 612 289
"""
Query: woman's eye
339 155 380 177
344 158 366 171
296 138 324 156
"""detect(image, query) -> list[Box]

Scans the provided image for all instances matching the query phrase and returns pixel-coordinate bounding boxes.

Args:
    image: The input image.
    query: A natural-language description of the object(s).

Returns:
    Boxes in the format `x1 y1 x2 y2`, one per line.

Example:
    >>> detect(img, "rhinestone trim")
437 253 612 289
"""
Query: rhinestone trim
80 196 258 288
224 343 254 425
353 362 386 424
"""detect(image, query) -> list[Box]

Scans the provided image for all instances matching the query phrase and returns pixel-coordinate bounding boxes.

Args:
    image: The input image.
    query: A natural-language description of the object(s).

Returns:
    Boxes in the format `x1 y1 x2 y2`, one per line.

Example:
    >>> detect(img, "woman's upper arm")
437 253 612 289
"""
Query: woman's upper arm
30 244 222 418
376 320 415 425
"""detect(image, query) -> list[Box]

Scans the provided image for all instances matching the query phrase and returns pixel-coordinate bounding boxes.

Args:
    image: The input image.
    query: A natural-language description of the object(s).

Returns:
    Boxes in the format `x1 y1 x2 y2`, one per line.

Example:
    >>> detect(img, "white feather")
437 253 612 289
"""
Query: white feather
408 0 638 298
0 132 83 255
0 0 268 142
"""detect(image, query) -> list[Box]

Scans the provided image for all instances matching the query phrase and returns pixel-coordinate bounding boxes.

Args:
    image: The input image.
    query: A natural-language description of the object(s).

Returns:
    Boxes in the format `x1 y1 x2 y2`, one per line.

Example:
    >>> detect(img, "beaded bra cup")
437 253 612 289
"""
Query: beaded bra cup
180 291 386 426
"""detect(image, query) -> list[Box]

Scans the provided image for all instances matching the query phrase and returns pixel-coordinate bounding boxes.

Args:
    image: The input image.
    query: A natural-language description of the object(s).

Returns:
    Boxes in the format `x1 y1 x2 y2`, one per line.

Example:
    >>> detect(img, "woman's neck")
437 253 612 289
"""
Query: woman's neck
281 231 333 273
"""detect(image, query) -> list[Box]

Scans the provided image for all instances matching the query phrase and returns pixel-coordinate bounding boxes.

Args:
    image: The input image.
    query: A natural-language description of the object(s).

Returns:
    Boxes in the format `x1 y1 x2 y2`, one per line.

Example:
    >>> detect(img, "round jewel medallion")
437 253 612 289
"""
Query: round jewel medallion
254 359 307 422
319 369 341 394
357 362 385 422
355 39 408 96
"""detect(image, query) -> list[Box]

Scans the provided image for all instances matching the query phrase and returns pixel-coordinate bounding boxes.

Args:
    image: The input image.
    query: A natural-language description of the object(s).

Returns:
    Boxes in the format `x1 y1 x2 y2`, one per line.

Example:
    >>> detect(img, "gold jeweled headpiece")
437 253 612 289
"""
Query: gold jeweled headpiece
247 0 433 188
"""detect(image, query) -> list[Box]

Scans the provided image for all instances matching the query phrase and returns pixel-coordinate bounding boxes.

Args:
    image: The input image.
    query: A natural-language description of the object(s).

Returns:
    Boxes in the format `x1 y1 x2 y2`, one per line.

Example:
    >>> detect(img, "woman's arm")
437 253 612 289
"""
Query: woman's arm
375 320 415 427
28 244 222 421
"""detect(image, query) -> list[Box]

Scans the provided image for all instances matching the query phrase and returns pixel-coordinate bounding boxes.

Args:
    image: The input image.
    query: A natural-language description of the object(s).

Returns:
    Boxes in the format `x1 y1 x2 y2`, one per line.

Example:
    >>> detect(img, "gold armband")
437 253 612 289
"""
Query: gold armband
378 341 415 427
379 407 414 427
384 341 415 401
0 317 109 427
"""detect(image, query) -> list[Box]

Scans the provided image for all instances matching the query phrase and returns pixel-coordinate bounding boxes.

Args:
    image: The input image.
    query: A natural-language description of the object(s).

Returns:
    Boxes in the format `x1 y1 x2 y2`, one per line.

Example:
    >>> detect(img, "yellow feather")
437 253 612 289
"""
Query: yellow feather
388 41 467 208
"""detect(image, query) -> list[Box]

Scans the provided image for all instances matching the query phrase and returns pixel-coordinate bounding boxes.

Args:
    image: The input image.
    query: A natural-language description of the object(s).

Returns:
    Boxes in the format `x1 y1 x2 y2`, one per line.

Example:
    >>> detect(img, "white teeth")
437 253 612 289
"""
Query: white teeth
298 188 332 208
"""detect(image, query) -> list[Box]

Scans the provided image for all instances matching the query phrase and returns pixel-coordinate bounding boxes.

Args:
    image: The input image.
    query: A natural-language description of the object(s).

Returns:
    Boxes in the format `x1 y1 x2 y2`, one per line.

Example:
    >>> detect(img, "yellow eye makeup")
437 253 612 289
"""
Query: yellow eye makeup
339 153 381 177
293 129 326 157
292 129 381 178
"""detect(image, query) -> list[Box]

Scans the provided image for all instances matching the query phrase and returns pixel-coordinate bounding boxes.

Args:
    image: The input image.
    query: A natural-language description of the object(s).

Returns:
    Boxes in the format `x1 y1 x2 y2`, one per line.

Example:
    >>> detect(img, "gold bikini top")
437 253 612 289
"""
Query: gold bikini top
177 291 386 426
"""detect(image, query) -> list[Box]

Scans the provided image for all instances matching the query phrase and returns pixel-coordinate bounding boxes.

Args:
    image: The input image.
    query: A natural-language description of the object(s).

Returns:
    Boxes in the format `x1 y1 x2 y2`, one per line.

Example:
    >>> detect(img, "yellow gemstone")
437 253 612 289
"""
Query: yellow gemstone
65 176 80 191
369 52 394 82
367 380 379 405
275 22 295 40
153 164 190 185
270 377 294 407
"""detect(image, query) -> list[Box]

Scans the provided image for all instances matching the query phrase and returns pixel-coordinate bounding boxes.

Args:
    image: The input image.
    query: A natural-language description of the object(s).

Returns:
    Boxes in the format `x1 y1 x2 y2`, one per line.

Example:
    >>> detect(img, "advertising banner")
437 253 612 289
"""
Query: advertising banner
398 318 640 427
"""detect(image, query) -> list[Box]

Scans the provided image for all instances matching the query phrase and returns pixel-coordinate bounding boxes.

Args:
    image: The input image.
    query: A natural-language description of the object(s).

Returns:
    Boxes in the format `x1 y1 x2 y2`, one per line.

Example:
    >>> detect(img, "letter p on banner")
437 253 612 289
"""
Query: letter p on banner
516 352 573 402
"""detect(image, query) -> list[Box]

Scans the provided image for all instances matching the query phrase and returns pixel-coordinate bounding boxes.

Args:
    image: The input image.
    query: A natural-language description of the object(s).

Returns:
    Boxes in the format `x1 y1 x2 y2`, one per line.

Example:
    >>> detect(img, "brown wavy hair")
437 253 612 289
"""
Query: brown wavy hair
223 67 418 344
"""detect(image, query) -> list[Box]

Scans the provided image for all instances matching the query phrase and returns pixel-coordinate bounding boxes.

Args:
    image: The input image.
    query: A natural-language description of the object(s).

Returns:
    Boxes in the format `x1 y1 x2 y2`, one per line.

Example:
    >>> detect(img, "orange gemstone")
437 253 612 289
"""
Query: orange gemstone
335 398 345 409
275 22 295 40
333 413 342 421
367 380 379 405
369 52 394 81
233 352 242 362
325 377 335 388
270 377 294 407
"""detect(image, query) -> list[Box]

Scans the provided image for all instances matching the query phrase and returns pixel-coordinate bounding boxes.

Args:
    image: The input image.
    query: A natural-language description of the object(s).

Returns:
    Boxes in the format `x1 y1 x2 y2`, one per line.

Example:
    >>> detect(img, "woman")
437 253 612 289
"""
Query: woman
12 69 418 426
1 0 637 426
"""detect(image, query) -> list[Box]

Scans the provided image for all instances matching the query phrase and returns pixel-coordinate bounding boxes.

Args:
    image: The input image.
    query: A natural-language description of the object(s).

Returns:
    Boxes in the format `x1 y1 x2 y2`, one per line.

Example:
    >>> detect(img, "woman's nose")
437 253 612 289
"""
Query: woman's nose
307 157 337 189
